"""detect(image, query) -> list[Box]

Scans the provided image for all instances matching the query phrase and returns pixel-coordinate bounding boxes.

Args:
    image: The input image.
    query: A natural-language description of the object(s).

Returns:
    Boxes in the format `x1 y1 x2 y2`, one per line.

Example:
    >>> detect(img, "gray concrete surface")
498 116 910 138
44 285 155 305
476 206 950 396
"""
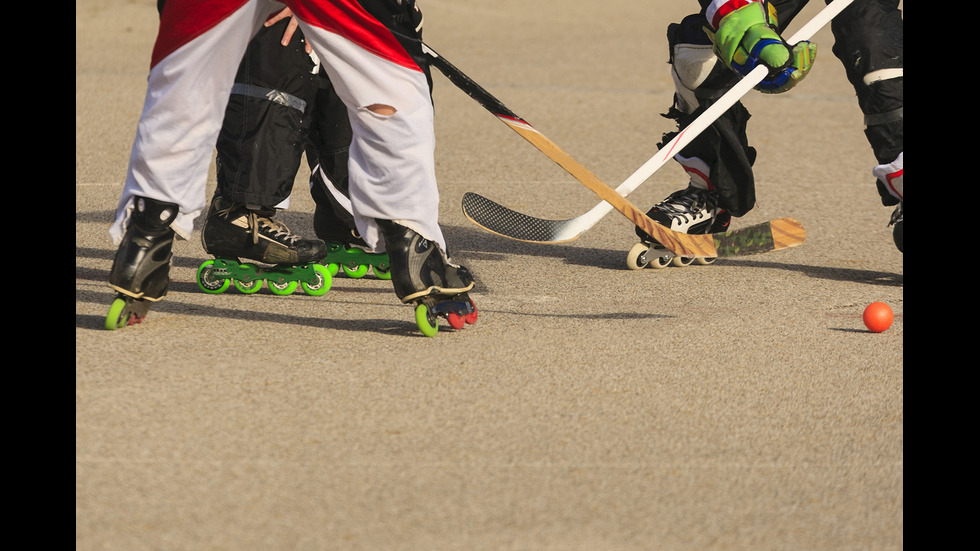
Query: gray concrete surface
76 1 903 550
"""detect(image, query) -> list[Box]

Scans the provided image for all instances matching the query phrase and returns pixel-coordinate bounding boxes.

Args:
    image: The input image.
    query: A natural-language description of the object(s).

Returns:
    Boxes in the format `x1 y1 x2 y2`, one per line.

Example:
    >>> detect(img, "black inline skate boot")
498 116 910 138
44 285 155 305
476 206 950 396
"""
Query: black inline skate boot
105 196 179 330
627 184 731 269
196 196 331 296
377 219 477 337
311 170 391 280
889 202 903 253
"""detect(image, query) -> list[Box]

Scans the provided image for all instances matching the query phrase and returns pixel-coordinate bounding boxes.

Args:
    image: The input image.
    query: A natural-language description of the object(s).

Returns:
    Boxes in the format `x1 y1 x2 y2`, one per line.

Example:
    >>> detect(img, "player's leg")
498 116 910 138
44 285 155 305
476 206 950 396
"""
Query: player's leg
288 1 474 290
106 0 278 327
204 16 327 267
830 0 903 251
633 12 749 267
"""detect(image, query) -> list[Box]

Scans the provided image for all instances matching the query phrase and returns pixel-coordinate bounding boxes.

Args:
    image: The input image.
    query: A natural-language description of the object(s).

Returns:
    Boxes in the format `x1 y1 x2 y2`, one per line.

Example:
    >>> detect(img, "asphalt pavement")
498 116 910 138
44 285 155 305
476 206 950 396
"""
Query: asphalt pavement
76 2 903 550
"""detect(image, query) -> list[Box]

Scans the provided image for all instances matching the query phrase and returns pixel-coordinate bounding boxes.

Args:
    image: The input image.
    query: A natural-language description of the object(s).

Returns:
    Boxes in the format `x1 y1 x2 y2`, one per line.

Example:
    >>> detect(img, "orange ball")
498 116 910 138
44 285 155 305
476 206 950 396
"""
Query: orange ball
863 302 894 333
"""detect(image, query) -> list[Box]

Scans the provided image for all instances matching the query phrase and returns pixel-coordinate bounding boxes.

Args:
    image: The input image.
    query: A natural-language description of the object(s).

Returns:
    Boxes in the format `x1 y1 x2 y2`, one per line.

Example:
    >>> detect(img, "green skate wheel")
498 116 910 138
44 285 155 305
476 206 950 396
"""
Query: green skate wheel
196 260 231 294
301 264 332 296
342 263 370 278
105 297 128 330
373 264 392 280
234 263 263 294
415 303 439 337
235 278 262 293
326 263 340 277
268 279 298 295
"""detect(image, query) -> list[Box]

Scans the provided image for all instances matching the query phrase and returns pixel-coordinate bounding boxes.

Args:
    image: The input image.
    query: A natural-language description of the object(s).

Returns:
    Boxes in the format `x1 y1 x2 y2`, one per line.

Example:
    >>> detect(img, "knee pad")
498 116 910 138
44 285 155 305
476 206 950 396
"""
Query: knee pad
667 14 720 114
667 13 743 114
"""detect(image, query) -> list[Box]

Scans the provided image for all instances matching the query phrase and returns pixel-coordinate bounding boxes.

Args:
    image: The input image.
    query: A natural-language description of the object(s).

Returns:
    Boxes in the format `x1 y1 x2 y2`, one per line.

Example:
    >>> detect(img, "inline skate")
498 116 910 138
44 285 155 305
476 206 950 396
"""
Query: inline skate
627 185 731 269
378 220 477 337
196 196 332 296
889 202 903 253
105 196 178 329
310 169 392 280
320 241 392 280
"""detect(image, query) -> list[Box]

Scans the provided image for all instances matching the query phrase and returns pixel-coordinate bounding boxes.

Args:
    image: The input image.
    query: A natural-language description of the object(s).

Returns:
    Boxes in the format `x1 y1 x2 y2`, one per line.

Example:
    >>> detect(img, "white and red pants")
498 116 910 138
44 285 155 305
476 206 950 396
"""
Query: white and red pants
111 0 446 252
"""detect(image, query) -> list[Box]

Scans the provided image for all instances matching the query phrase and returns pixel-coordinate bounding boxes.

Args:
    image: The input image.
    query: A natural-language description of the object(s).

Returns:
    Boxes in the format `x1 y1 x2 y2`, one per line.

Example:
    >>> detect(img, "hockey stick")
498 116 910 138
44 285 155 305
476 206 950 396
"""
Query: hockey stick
426 42 736 257
428 0 851 251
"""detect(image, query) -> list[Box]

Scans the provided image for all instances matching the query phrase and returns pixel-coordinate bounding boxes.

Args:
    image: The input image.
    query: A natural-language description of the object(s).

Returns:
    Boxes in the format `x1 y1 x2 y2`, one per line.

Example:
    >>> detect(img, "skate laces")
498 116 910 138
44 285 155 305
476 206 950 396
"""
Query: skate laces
254 214 301 246
656 187 718 223
215 201 301 246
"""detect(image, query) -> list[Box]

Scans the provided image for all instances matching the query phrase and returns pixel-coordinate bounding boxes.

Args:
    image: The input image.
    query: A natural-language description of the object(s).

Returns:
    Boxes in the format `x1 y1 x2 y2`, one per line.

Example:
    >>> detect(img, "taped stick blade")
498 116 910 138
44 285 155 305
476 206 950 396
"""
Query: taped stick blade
461 192 581 244
712 218 807 257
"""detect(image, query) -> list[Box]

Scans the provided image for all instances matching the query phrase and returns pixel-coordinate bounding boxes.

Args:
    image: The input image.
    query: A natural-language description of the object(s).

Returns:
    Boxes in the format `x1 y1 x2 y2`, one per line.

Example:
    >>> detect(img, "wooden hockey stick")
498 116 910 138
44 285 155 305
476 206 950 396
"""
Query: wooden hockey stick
425 42 719 255
427 0 851 250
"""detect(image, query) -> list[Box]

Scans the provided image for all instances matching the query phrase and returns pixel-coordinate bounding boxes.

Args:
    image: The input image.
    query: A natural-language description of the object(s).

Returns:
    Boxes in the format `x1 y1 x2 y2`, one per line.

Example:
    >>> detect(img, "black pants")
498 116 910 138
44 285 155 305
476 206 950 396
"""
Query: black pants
213 0 430 209
213 19 322 207
668 0 903 215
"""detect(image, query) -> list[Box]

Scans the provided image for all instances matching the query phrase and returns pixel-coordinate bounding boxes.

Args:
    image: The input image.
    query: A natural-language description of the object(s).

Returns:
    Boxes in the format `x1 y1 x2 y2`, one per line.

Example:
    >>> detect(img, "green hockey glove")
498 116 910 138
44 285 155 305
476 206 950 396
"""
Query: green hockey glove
708 1 816 94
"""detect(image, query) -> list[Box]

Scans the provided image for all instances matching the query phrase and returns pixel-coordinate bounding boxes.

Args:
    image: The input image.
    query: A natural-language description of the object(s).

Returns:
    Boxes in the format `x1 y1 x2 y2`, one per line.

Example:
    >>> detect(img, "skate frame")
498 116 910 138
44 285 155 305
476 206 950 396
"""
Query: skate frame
425 0 853 250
